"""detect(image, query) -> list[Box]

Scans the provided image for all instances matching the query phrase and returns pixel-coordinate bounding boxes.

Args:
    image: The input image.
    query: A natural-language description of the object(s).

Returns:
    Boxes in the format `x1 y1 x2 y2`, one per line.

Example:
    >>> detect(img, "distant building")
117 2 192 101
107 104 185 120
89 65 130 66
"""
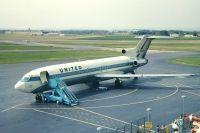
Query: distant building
112 30 130 35
59 34 65 37
5 31 12 34
31 32 43 36
4 30 45 36
170 33 180 38
43 32 64 36
6 31 32 35
184 34 195 38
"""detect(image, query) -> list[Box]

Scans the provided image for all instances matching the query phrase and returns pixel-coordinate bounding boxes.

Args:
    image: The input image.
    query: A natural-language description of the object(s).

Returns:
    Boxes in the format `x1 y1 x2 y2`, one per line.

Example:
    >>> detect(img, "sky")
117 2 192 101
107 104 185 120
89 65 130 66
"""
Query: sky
0 0 200 30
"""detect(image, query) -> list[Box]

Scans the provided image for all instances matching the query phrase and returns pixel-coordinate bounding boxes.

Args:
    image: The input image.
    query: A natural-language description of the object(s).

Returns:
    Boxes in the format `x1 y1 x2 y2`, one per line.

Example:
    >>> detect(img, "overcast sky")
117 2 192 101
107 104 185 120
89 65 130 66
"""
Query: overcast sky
0 0 199 30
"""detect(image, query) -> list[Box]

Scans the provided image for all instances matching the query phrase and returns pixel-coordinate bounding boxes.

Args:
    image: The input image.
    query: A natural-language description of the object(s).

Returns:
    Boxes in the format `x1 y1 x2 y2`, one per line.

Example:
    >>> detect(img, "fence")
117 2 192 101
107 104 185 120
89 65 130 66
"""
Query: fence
99 117 155 133
97 113 200 133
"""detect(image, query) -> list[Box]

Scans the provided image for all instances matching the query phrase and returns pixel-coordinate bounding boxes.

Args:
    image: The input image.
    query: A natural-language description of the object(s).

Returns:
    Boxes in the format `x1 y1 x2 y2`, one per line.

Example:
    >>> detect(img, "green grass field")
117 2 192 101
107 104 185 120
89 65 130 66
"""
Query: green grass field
0 44 62 50
0 34 200 51
43 40 200 51
150 42 200 51
169 57 200 67
0 50 120 64
0 34 200 64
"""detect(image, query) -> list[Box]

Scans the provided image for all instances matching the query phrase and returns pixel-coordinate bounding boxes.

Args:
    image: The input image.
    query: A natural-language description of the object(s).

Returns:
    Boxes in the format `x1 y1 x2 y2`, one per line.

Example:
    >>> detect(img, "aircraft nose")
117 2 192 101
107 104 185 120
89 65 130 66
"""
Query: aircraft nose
15 81 25 91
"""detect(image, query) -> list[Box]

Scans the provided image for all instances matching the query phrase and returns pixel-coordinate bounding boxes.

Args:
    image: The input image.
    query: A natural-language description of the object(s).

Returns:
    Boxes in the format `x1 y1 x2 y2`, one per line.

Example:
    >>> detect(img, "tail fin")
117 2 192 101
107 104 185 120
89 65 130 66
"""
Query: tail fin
122 36 155 58
134 36 155 59
122 36 170 59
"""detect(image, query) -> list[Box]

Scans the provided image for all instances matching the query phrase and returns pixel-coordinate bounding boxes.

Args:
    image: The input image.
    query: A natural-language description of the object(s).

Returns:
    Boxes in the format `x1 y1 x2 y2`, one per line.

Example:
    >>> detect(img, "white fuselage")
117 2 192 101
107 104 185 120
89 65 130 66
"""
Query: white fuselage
15 56 135 93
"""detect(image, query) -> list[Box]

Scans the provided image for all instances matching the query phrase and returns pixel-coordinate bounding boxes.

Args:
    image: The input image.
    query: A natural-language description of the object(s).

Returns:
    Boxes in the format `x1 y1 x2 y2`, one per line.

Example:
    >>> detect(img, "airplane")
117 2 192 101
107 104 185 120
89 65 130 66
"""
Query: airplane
14 36 196 106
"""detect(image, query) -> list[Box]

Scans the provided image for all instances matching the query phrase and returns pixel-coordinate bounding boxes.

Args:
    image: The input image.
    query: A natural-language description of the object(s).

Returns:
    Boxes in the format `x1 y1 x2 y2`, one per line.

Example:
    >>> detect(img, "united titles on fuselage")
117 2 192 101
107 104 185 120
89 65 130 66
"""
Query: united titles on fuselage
59 66 82 73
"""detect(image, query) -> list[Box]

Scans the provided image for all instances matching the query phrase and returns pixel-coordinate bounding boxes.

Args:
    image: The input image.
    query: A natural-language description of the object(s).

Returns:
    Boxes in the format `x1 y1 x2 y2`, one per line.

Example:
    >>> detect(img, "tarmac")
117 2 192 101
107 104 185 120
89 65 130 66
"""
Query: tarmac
0 51 199 133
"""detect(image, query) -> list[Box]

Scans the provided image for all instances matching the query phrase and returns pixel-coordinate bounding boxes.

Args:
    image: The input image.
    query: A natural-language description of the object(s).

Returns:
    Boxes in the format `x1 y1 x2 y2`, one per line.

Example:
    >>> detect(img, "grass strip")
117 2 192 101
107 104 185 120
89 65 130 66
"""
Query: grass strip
169 56 200 67
0 50 120 64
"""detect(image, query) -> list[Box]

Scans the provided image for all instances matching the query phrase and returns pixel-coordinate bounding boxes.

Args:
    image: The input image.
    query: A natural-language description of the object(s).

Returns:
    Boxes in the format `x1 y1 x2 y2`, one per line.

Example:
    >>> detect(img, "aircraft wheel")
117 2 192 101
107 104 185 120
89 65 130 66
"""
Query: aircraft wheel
132 71 138 80
35 94 42 102
115 79 123 88
44 98 47 102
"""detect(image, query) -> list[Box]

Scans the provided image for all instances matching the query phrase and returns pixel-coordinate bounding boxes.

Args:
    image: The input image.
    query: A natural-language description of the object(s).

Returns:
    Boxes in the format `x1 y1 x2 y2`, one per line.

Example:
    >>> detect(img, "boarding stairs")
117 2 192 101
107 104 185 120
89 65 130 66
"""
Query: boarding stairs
47 78 79 106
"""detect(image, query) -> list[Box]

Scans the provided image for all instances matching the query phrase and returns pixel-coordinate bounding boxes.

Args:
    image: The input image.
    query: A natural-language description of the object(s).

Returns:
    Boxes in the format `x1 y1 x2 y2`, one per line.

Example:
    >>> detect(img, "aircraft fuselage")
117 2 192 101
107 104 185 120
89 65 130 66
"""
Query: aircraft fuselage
15 56 138 93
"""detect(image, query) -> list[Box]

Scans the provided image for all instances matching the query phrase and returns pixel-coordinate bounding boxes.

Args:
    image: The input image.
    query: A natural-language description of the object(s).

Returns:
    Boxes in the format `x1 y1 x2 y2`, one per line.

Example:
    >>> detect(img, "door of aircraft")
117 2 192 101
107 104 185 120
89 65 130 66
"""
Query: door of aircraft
40 71 49 84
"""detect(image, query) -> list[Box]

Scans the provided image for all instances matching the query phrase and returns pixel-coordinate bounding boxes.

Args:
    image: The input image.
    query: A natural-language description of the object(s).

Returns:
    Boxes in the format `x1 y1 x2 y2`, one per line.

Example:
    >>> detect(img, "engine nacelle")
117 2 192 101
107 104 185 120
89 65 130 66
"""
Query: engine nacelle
133 59 148 66
122 49 126 54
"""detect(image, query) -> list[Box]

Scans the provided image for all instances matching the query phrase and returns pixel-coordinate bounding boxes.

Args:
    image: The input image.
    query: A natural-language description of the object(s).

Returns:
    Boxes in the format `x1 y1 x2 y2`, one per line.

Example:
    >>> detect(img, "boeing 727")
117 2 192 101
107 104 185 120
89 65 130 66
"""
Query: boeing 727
14 36 195 105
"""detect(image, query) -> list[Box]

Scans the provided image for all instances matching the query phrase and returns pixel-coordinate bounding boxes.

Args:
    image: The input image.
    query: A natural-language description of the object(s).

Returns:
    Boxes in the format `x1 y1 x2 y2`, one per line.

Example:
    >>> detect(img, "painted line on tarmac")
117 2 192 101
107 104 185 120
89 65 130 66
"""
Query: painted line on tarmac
33 109 124 132
176 82 200 96
178 83 200 89
176 82 193 89
74 107 158 132
76 107 156 132
81 89 138 102
182 90 200 97
1 103 25 112
81 84 178 109
17 107 74 110
17 84 178 110
75 106 130 125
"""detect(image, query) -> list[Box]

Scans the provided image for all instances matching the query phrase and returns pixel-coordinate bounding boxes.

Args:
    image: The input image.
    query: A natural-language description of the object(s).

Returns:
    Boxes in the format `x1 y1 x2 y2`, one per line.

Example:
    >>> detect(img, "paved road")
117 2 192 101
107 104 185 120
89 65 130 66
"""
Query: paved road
0 52 199 133
0 40 122 51
0 40 173 53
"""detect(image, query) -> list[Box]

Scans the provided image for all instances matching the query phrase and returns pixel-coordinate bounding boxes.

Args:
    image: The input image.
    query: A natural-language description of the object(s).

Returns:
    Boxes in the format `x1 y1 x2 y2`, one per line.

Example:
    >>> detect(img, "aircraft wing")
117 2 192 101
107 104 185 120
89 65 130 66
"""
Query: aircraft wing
95 74 196 78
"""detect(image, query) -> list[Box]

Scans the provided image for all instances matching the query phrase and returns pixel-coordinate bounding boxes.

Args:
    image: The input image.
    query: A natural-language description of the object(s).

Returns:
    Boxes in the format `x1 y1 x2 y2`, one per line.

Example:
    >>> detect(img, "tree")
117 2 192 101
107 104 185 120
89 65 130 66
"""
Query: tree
159 30 170 36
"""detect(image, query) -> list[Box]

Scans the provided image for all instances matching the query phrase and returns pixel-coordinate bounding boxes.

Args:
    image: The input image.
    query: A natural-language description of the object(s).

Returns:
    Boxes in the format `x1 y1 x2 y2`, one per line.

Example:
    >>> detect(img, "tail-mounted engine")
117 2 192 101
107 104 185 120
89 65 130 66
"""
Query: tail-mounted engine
122 49 126 54
121 48 135 56
133 59 148 67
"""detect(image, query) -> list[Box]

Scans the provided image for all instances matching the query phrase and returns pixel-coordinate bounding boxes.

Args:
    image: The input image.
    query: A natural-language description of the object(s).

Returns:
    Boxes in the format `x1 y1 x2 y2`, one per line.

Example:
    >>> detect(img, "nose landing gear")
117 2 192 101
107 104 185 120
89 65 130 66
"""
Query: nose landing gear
35 94 43 102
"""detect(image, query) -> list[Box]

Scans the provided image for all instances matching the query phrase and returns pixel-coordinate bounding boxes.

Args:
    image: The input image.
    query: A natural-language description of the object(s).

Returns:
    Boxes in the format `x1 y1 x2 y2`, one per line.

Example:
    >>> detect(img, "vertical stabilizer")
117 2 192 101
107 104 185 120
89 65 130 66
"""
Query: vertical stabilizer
134 36 155 59
122 36 170 59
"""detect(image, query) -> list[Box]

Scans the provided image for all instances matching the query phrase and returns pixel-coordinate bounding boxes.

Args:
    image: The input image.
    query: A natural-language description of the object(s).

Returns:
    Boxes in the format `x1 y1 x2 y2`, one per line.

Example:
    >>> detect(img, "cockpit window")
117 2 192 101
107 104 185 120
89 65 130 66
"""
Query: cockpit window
21 75 31 82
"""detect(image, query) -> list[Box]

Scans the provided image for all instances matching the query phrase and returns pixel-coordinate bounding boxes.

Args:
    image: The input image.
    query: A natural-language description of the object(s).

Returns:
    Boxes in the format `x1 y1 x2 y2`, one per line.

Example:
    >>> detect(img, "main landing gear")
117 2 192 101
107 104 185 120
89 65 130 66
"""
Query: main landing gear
115 78 123 88
132 70 138 80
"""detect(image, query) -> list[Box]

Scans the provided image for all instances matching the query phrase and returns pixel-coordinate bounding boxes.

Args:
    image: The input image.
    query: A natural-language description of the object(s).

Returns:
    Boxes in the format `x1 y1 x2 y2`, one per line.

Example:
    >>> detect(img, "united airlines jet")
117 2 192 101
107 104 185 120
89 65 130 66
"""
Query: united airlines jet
14 36 195 105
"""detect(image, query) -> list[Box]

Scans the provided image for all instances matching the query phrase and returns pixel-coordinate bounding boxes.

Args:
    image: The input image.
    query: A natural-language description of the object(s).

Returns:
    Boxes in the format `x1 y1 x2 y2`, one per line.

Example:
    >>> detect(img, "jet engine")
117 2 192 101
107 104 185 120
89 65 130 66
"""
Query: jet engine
122 49 126 54
133 59 148 66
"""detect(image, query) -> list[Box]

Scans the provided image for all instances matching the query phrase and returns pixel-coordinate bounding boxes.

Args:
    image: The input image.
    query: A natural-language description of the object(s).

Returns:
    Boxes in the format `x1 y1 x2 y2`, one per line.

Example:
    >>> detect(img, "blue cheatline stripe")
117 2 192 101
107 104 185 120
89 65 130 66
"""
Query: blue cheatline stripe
27 62 132 82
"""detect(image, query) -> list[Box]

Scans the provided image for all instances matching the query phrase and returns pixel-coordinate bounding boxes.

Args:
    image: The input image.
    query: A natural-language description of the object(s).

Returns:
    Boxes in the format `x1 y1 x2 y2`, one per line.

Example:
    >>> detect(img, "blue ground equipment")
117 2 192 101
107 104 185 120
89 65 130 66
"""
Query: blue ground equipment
42 78 79 106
